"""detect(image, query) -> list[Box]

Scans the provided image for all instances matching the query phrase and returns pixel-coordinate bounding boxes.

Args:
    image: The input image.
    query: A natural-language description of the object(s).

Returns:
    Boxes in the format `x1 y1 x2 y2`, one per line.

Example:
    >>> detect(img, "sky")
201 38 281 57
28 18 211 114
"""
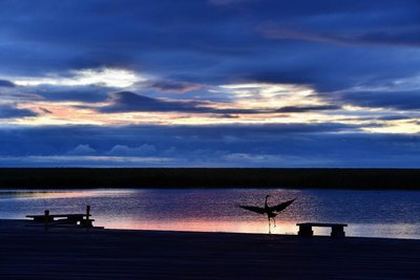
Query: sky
0 0 420 167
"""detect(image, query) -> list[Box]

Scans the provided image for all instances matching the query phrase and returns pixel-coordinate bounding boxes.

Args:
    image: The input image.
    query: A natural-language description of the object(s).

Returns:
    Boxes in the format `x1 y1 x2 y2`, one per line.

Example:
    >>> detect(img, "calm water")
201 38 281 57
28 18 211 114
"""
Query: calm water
1 188 419 239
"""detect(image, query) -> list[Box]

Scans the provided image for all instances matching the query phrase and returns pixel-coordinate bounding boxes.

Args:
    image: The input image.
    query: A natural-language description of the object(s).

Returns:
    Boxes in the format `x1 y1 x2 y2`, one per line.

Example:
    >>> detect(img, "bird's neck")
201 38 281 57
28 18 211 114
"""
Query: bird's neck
265 197 269 208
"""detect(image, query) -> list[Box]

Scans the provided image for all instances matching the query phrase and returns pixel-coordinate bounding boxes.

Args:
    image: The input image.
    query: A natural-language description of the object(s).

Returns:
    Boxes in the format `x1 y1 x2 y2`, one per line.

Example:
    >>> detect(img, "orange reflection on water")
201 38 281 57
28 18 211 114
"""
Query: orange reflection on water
98 218 300 235
0 189 134 200
125 221 420 238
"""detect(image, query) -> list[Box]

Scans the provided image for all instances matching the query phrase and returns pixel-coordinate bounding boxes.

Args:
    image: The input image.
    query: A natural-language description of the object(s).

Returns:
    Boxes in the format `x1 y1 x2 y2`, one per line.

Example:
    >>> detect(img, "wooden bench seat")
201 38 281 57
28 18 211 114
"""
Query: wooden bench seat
297 223 348 237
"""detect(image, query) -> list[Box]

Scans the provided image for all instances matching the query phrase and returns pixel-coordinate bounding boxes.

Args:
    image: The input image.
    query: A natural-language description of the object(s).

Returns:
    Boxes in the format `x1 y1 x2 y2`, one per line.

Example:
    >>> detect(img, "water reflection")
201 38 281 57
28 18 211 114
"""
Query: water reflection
97 217 300 235
0 189 134 200
0 188 419 239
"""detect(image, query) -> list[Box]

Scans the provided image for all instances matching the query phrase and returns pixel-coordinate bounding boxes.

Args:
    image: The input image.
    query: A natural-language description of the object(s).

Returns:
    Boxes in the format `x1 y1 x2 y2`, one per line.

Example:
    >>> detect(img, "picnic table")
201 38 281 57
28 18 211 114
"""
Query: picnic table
26 206 94 228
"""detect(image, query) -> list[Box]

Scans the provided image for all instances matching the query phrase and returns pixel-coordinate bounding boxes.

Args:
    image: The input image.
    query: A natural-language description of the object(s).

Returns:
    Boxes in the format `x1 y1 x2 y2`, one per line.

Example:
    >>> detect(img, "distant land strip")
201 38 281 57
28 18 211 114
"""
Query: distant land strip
0 168 419 189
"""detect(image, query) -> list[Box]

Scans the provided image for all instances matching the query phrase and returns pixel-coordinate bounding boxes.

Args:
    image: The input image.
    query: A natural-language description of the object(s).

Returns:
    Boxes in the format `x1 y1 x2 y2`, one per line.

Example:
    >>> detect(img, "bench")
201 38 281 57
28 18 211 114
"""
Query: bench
297 223 348 237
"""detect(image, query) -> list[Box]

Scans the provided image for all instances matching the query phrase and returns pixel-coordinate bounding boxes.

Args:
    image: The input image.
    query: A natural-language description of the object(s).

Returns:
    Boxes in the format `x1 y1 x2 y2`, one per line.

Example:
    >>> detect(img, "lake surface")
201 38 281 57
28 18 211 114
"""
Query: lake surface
1 188 419 239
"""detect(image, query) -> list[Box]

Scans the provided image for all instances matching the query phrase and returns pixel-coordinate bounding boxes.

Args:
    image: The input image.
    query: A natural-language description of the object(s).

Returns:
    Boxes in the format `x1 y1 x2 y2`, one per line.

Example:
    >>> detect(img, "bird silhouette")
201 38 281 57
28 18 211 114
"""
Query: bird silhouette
239 195 295 234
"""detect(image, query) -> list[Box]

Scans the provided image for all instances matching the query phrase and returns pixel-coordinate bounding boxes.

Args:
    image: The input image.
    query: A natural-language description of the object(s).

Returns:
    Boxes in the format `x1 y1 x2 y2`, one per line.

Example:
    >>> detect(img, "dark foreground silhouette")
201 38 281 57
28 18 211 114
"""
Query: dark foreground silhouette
0 220 419 280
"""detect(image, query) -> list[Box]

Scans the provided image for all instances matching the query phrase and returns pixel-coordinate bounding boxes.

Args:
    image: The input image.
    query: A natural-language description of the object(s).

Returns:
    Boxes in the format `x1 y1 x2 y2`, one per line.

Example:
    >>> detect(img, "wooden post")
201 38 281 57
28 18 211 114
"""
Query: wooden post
85 205 92 229
44 209 49 231
86 205 90 221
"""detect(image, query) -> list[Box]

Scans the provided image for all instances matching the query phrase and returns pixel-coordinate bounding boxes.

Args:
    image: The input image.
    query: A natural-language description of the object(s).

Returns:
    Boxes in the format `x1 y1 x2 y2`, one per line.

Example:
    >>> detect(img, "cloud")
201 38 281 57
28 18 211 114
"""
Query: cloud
147 80 203 93
67 144 96 155
261 26 420 48
12 68 144 88
0 123 354 155
326 90 420 110
0 105 38 119
0 0 419 97
208 0 252 6
38 107 53 114
0 80 15 87
1 0 420 166
107 144 157 156
275 105 341 113
34 86 108 103
98 91 340 115
0 124 419 167
0 155 172 167
97 91 257 114
99 91 209 113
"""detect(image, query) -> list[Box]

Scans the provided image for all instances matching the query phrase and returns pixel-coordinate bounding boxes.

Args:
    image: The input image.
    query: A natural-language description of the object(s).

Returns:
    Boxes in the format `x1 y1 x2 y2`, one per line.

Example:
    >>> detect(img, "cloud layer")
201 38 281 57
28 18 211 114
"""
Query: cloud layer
0 124 419 167
0 0 419 166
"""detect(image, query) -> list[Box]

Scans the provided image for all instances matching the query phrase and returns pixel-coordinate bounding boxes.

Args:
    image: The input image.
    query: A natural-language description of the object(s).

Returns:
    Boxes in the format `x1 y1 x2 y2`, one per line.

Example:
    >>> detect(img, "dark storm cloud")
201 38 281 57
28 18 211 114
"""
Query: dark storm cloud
0 105 38 119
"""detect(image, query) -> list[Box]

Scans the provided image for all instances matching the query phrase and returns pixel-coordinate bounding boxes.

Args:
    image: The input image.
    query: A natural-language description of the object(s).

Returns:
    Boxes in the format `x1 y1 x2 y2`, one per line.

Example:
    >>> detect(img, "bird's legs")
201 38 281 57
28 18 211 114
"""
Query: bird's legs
272 217 276 228
267 216 271 234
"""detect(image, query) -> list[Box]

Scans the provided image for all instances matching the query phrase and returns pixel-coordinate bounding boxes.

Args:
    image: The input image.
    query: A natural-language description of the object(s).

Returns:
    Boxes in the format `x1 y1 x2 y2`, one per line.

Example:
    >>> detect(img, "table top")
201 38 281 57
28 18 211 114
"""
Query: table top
26 214 91 218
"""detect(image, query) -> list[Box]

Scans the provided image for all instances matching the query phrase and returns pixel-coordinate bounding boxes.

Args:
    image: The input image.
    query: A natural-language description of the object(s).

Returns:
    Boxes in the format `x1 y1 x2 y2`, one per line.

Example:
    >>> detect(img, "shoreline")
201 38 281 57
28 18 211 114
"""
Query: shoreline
3 218 419 241
3 218 417 241
1 219 420 279
1 168 420 189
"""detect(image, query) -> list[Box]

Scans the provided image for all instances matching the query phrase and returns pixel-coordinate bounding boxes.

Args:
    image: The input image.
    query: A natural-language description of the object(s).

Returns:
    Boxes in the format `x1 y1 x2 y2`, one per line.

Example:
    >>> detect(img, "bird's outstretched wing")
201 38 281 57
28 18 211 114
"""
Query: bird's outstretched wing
239 205 266 214
270 198 296 212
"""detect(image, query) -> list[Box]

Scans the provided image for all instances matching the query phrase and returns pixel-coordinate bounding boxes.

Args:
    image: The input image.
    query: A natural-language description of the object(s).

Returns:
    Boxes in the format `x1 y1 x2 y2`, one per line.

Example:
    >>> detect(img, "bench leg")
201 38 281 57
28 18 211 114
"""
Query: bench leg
331 226 345 238
298 225 313 237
